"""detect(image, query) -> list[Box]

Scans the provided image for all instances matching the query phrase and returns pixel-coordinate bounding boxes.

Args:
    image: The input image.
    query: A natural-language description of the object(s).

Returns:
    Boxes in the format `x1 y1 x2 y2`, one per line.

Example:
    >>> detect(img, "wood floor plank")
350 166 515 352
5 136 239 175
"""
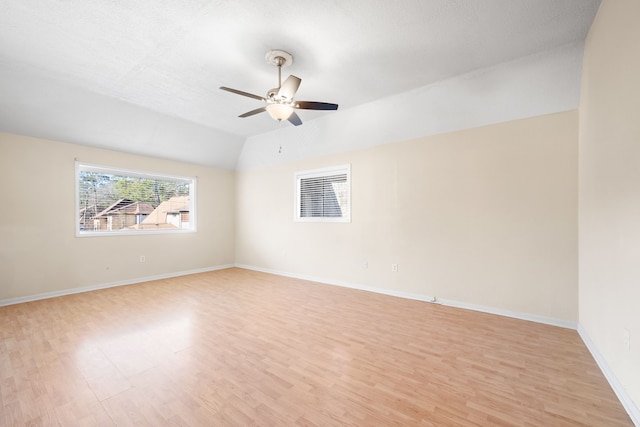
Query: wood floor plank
0 268 633 426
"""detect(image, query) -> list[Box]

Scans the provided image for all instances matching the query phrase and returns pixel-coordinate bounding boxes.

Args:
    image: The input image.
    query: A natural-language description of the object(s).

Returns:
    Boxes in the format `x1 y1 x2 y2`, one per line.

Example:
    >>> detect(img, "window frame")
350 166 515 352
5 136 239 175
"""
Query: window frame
75 161 197 237
294 164 351 223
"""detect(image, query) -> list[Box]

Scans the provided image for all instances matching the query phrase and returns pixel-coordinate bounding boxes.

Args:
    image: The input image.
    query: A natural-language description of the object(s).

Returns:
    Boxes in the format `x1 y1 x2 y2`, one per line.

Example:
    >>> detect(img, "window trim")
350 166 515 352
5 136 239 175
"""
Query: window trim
294 164 351 223
75 161 197 237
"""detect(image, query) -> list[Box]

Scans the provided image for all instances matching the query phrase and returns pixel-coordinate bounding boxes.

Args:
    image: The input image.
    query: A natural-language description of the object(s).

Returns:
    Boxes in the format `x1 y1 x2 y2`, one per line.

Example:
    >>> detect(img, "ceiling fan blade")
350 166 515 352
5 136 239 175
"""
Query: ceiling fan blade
278 75 301 99
239 106 267 118
294 101 339 111
220 86 265 101
287 111 302 126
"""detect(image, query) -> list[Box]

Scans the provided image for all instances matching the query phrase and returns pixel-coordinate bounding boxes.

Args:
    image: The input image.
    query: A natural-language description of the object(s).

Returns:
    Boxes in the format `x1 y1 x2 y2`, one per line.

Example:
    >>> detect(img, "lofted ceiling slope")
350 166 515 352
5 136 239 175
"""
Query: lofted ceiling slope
0 0 600 169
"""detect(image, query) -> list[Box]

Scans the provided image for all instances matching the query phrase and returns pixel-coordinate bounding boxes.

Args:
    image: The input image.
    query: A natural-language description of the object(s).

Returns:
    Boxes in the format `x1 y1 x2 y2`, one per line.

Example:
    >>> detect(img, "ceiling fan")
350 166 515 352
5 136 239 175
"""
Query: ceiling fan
220 50 338 126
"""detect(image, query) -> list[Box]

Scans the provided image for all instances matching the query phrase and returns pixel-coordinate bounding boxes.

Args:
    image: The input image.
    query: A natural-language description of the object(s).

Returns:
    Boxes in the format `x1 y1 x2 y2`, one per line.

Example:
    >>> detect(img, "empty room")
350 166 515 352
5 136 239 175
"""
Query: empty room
1 0 639 425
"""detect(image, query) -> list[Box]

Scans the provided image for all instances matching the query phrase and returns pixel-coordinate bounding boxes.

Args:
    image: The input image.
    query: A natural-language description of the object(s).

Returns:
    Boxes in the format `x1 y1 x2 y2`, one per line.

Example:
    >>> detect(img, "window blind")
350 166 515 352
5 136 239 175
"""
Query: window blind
295 165 350 223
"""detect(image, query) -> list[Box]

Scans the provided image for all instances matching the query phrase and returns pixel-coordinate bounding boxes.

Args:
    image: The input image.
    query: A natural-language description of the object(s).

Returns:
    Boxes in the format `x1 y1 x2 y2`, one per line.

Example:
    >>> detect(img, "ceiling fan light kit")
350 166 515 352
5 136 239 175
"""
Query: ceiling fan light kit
220 49 338 127
266 103 294 121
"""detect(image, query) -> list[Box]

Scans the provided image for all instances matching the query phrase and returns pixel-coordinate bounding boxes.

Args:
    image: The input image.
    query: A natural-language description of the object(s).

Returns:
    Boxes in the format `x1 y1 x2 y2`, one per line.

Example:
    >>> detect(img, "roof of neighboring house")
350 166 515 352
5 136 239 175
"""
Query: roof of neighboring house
79 204 101 217
141 196 189 225
95 199 155 217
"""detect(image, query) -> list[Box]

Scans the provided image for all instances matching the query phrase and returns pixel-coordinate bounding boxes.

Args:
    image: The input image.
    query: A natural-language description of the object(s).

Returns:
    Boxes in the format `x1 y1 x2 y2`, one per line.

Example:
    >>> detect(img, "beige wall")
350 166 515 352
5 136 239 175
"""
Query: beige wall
237 111 578 322
579 0 640 410
0 133 235 302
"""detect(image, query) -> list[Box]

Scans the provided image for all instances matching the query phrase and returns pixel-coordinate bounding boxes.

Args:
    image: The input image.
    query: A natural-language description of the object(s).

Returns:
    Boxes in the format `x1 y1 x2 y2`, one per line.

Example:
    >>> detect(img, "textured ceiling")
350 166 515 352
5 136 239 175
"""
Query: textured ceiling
0 0 601 168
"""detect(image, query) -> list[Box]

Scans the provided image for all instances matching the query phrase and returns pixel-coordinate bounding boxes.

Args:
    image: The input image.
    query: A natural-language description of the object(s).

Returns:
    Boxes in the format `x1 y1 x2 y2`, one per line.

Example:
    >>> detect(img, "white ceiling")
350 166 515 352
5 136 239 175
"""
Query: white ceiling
0 0 601 169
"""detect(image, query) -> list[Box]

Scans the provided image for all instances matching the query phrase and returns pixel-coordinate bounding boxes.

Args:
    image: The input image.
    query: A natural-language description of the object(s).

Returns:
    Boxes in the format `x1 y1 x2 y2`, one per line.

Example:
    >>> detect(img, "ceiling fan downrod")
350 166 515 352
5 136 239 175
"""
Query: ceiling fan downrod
275 56 285 89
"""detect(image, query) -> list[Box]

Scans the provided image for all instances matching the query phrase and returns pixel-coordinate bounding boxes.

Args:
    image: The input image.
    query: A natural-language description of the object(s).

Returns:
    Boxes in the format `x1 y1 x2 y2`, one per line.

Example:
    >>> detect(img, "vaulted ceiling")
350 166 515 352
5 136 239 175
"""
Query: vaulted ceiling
0 0 601 169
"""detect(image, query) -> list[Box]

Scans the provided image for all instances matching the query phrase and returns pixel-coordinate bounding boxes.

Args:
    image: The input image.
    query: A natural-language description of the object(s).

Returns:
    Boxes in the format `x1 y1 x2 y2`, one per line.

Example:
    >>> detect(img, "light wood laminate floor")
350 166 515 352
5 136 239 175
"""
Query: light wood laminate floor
0 268 633 426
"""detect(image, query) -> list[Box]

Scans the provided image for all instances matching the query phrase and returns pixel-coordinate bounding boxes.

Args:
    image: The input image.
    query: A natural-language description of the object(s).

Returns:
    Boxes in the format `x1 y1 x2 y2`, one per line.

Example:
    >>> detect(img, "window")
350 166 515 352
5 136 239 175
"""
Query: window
295 164 350 223
76 162 196 236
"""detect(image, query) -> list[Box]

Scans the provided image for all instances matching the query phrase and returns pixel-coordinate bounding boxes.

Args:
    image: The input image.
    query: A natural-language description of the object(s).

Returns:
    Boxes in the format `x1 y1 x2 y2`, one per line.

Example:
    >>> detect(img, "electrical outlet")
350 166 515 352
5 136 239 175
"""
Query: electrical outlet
623 328 630 351
363 261 368 269
391 263 398 272
139 255 146 263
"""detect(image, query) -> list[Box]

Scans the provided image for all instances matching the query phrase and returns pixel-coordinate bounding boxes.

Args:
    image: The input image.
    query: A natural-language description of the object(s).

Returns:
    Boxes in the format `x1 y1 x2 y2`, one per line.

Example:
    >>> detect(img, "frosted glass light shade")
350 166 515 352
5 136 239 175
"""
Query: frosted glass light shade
266 103 294 121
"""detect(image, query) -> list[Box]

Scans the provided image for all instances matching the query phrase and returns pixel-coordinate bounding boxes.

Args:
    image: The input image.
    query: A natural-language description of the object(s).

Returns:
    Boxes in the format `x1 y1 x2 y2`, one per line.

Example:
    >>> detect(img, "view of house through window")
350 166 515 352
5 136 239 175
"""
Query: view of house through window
76 163 196 235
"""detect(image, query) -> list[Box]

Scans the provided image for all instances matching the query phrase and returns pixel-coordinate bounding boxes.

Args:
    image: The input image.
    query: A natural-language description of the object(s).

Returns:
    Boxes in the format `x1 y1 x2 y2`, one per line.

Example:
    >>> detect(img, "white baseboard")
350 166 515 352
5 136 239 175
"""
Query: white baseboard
0 264 235 307
234 264 577 329
437 297 578 329
578 325 640 426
